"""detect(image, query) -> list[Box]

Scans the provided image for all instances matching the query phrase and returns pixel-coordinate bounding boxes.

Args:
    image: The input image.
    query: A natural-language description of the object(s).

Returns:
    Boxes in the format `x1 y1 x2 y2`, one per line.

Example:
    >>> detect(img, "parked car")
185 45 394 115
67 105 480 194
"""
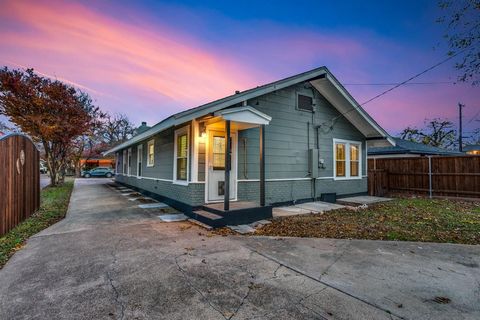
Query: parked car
40 164 48 174
82 167 115 178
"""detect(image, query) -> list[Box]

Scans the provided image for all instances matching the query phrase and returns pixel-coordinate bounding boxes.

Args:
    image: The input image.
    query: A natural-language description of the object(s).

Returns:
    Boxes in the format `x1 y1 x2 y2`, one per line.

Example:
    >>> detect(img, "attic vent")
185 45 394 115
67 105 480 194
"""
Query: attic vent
297 94 313 112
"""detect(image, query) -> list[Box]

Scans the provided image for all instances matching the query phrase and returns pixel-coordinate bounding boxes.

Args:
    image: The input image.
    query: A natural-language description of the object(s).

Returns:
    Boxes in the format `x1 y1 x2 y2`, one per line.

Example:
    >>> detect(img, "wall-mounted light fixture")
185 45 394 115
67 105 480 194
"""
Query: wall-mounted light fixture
199 122 207 138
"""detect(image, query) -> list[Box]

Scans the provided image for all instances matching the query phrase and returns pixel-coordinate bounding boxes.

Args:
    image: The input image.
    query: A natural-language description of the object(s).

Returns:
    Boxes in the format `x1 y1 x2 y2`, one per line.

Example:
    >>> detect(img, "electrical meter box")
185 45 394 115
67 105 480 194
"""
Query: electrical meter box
308 148 319 178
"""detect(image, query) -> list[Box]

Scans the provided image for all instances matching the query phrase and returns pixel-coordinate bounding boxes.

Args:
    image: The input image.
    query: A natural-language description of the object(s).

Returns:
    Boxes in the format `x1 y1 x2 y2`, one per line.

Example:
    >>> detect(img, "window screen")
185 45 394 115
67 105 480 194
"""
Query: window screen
298 94 313 111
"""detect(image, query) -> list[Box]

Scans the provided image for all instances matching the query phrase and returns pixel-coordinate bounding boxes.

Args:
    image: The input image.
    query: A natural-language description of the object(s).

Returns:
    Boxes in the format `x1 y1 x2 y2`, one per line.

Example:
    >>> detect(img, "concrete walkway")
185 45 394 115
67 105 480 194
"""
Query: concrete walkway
0 179 478 320
40 174 50 189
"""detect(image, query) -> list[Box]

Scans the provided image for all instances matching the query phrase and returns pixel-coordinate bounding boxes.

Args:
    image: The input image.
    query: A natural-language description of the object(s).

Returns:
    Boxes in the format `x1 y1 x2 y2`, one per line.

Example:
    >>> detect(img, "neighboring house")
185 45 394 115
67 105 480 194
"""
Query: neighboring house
105 66 393 226
464 145 480 155
368 138 461 159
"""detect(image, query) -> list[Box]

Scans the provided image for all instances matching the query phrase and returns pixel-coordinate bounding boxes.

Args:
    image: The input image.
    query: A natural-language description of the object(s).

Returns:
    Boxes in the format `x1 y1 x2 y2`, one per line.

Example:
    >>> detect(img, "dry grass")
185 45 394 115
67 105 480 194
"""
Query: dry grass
256 197 480 244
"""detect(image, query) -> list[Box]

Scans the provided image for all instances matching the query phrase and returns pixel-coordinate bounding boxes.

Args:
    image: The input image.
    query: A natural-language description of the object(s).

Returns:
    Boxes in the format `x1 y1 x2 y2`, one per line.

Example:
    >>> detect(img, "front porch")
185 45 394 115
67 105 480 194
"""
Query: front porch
190 105 273 227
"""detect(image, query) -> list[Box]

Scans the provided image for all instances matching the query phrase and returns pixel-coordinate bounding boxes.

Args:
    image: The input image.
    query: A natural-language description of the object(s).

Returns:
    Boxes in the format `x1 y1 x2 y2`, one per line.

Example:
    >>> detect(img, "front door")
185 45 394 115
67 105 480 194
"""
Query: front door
207 130 236 202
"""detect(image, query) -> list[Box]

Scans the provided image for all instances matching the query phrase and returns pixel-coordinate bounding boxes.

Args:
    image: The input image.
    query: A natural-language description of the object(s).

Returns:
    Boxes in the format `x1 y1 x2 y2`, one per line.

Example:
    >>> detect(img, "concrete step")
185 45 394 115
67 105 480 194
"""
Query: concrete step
193 210 223 220
192 210 224 228
187 218 213 230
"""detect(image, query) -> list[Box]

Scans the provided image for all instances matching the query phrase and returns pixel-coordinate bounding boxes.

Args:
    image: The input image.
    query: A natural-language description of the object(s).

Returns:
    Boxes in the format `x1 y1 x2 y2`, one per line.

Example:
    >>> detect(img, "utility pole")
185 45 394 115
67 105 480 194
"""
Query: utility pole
458 103 464 152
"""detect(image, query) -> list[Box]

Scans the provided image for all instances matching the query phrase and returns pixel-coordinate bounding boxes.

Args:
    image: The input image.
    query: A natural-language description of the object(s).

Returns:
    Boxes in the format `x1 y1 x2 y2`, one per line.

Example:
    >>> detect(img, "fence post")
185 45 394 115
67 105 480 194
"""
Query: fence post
428 156 432 198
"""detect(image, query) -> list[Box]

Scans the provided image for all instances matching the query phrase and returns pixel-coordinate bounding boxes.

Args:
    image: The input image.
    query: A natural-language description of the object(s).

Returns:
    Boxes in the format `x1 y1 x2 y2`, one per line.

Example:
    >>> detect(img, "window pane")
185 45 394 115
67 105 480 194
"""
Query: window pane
177 158 187 180
336 161 345 177
148 143 154 165
350 145 359 161
336 143 345 160
212 136 225 169
351 161 359 176
177 134 187 158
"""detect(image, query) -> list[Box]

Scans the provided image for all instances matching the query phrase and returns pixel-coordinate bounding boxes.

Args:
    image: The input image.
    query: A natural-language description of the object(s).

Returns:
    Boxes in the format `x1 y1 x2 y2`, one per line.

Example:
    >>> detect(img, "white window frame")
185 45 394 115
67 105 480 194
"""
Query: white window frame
147 139 155 167
127 148 132 175
173 125 190 185
333 138 362 180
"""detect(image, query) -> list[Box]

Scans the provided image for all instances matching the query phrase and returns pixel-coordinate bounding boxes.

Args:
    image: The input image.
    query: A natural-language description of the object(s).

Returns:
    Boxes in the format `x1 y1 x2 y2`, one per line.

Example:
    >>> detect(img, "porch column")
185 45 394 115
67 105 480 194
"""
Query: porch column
260 124 265 206
224 120 231 211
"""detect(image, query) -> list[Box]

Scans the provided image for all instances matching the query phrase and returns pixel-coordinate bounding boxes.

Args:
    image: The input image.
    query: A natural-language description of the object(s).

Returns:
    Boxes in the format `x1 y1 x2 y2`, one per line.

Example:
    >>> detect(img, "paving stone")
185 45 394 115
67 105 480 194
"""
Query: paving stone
227 225 256 234
138 202 168 209
158 214 188 222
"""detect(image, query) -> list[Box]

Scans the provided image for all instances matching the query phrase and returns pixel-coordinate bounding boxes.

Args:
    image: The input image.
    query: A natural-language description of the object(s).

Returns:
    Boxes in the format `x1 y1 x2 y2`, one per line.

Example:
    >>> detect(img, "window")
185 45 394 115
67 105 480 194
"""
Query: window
350 144 359 177
147 139 154 167
335 143 346 177
297 94 313 112
174 126 189 182
212 135 226 170
333 139 362 179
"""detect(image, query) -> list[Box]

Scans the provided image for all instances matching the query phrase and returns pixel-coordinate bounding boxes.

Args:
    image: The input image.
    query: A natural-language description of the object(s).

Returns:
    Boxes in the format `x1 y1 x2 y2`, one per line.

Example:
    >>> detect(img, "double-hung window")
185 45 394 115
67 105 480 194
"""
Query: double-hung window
174 126 189 183
333 139 361 179
147 139 155 167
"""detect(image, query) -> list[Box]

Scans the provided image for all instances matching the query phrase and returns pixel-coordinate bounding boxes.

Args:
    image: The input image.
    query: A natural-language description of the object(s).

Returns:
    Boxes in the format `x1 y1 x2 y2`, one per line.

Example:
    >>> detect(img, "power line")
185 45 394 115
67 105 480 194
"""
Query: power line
466 109 480 124
344 81 453 86
318 49 467 129
360 49 467 106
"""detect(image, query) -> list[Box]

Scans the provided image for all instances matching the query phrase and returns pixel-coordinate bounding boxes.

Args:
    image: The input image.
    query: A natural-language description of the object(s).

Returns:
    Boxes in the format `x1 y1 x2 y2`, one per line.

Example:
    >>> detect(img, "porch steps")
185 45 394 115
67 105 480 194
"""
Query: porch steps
187 202 273 228
187 218 213 230
192 210 224 227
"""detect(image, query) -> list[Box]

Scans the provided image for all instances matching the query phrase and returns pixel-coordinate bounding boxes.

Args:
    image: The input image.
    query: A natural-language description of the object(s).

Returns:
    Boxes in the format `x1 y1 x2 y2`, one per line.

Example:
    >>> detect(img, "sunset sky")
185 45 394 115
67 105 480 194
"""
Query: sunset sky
0 0 478 136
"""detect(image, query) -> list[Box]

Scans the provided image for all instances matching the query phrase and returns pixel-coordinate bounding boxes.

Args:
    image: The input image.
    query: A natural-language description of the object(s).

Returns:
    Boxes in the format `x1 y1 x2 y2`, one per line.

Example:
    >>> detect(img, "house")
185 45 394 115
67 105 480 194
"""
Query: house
368 138 461 159
464 145 480 155
104 67 393 226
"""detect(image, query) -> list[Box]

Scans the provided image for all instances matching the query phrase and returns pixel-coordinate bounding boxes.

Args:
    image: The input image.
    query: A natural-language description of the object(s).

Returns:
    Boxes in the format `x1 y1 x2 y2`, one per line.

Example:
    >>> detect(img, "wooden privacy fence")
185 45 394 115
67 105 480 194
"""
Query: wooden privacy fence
368 156 480 198
0 134 40 236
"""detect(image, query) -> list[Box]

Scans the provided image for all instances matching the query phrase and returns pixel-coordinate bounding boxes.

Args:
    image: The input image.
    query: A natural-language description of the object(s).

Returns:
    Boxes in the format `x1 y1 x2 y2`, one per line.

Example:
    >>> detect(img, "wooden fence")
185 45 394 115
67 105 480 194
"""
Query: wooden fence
368 156 480 198
0 134 40 236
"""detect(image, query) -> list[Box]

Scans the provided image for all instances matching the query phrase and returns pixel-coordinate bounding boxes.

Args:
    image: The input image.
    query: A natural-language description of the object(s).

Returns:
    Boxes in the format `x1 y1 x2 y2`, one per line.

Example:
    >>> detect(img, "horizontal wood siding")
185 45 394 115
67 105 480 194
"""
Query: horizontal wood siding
239 83 367 180
0 135 40 236
368 156 480 198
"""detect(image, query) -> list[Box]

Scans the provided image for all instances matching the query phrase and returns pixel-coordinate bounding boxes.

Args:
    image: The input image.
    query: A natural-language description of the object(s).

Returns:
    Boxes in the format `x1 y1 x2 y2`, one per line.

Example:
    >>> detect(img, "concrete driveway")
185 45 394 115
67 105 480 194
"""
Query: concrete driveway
40 174 50 188
0 179 478 320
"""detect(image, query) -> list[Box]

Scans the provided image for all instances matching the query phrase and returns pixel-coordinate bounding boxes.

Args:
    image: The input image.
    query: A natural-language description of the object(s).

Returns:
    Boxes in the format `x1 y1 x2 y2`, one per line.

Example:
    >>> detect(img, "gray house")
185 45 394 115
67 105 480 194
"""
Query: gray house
105 67 393 226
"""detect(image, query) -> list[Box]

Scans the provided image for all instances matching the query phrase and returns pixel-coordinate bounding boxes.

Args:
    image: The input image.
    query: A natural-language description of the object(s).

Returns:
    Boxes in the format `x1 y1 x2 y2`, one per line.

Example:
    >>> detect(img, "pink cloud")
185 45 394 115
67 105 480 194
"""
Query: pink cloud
0 0 261 120
0 0 477 135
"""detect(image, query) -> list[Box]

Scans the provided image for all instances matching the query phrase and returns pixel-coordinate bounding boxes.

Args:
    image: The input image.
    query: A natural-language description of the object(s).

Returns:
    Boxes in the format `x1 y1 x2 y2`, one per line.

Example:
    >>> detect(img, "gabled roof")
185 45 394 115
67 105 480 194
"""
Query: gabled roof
105 66 393 155
368 138 461 156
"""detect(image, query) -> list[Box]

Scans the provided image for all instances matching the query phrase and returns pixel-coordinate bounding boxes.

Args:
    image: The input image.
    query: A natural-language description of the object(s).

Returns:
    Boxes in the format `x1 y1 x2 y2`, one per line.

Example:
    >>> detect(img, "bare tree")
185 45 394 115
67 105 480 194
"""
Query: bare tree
399 118 458 149
100 113 135 146
438 0 480 85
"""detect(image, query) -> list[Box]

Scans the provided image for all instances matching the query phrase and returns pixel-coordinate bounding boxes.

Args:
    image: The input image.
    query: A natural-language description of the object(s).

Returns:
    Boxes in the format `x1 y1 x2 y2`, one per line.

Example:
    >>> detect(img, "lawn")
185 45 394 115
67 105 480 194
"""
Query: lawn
256 198 480 244
0 180 74 268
